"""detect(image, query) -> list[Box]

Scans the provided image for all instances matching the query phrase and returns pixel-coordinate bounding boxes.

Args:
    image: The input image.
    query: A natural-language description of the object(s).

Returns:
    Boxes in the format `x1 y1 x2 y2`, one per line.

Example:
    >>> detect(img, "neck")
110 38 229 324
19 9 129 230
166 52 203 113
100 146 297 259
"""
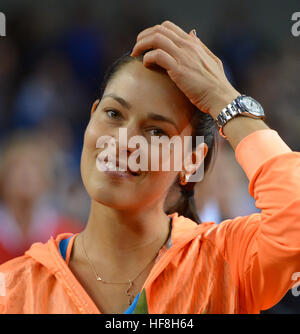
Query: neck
81 199 171 269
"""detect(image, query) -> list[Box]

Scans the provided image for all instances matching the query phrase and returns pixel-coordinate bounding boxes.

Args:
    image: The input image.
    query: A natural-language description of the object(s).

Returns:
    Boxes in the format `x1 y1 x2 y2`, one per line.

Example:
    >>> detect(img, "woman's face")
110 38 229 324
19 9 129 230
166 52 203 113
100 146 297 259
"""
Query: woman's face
81 60 205 211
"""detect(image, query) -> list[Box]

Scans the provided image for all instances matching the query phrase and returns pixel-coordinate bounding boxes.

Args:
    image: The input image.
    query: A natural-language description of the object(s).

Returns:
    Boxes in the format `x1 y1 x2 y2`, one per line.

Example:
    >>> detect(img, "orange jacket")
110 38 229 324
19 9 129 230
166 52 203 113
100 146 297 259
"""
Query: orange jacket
1 129 300 314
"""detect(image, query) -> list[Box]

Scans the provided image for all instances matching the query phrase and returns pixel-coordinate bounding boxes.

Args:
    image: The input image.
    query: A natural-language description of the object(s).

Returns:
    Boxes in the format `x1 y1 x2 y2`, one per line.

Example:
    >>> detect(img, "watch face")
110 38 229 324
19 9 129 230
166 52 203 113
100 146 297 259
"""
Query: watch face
239 96 264 116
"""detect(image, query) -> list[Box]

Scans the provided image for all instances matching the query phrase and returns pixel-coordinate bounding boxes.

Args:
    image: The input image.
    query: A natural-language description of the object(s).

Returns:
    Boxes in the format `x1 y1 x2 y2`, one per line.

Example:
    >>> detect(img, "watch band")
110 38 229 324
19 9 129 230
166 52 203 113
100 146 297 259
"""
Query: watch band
214 94 264 140
215 97 241 139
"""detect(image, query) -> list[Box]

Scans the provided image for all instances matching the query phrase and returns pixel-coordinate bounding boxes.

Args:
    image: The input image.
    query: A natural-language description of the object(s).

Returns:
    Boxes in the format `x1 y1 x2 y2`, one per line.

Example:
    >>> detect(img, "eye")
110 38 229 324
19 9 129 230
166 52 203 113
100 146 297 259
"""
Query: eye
104 109 123 120
148 128 168 137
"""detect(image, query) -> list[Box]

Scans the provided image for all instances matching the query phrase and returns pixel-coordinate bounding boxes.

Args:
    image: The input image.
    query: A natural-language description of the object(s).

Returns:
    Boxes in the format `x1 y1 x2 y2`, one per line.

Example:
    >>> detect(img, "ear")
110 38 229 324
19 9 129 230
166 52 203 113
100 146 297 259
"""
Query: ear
183 142 208 177
91 99 100 117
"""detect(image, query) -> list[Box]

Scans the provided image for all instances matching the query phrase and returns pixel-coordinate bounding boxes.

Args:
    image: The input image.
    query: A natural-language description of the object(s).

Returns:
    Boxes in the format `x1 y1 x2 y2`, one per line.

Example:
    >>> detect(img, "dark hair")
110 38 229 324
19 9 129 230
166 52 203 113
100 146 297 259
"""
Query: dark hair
98 51 218 224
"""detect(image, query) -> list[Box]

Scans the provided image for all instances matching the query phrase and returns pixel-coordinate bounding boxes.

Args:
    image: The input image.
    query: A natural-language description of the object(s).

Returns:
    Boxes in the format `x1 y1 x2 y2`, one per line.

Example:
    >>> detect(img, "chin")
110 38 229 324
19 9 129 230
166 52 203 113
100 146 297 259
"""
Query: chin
88 187 136 210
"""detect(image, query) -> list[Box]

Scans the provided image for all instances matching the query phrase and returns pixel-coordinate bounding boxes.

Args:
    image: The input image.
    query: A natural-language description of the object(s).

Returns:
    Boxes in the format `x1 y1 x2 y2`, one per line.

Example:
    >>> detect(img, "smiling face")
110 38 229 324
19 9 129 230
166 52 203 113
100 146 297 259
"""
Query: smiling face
81 60 203 211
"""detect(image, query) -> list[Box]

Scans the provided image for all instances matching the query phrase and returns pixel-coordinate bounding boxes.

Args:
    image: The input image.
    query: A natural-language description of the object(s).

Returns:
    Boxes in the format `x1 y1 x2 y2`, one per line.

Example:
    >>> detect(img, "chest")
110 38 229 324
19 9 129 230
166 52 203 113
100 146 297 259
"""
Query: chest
68 260 152 314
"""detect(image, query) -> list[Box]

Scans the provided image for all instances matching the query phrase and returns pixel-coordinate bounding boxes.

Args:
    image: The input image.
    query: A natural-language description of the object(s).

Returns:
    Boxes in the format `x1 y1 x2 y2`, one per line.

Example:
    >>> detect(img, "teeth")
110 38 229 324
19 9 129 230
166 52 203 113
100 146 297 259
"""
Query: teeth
106 161 126 172
98 160 127 173
106 162 116 170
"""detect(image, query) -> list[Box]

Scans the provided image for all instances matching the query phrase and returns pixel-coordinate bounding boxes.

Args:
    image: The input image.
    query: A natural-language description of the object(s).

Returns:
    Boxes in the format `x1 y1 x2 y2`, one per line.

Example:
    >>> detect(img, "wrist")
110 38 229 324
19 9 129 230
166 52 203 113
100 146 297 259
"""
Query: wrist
222 117 269 151
209 89 241 119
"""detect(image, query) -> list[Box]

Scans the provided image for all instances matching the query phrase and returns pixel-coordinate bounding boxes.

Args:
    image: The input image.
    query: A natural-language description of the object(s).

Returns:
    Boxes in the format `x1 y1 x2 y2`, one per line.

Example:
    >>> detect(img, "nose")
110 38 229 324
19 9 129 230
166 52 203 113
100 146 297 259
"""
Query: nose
115 123 142 156
100 124 142 168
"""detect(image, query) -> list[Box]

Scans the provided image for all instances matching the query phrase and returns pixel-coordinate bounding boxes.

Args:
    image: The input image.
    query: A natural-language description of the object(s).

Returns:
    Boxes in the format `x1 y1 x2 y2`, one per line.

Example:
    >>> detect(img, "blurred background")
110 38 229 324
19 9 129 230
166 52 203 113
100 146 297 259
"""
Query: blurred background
0 0 299 313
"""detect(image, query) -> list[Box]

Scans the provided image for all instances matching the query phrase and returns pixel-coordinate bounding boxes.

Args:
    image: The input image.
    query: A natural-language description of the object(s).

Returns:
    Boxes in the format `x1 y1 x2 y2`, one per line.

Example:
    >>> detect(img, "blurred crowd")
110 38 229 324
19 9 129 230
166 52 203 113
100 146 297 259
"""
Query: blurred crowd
0 2 299 313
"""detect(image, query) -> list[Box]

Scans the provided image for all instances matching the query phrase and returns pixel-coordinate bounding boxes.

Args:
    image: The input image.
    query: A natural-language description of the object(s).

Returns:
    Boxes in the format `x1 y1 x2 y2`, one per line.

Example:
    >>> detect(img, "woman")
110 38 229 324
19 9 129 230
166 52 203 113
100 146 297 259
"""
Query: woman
1 20 300 314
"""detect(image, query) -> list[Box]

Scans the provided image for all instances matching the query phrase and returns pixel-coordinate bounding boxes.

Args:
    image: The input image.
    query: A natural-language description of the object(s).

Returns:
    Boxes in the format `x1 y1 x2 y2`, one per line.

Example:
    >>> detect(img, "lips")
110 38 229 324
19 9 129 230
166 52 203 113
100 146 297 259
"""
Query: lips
96 156 142 176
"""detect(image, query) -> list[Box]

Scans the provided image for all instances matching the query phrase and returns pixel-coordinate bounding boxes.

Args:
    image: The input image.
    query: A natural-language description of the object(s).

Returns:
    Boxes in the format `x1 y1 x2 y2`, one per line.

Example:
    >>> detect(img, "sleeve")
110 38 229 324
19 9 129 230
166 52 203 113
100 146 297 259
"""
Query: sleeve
206 128 300 313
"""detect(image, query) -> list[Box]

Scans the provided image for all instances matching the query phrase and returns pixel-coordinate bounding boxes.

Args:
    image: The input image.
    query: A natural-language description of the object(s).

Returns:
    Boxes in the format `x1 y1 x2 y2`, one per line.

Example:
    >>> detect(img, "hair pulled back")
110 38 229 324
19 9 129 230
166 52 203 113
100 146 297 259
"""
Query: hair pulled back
98 50 219 224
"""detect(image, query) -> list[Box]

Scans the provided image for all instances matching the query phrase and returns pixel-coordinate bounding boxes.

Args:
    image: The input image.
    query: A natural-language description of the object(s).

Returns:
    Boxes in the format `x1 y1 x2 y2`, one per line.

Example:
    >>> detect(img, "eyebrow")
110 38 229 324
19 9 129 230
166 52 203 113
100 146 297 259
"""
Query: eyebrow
147 113 179 132
102 93 132 110
102 94 179 132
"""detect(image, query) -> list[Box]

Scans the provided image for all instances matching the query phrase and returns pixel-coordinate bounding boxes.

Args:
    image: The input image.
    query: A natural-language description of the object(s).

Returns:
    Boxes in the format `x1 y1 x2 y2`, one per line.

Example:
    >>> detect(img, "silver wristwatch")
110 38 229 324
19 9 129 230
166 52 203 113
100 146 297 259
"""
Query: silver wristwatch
214 95 265 139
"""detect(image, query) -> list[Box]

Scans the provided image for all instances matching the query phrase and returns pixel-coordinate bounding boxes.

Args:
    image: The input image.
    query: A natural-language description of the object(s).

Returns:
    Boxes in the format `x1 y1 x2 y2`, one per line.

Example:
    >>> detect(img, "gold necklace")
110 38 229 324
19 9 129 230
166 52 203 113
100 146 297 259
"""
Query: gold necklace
80 233 161 305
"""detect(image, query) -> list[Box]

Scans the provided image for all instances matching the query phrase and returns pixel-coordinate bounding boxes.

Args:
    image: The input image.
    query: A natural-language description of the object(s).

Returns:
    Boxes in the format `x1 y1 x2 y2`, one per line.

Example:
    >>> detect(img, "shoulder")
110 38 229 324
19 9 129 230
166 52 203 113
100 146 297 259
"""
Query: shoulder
0 253 38 278
0 234 69 313
175 212 261 254
202 213 261 240
170 212 218 247
0 254 40 312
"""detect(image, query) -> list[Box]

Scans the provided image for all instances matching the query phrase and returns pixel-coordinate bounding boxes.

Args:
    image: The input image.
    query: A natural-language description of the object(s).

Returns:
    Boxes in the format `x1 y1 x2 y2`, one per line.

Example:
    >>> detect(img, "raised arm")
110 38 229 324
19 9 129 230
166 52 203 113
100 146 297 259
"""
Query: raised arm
203 128 300 312
131 20 300 313
130 20 269 149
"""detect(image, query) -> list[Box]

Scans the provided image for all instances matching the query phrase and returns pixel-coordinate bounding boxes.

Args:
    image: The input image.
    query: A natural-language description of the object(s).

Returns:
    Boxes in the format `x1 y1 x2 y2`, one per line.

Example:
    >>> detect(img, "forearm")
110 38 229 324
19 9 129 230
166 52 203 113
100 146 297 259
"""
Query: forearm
220 117 270 151
207 127 300 311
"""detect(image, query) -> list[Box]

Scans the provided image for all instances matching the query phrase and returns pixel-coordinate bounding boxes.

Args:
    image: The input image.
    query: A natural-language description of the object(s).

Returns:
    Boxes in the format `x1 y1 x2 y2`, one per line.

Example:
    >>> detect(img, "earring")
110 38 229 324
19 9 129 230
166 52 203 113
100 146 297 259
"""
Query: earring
91 99 100 114
179 172 189 186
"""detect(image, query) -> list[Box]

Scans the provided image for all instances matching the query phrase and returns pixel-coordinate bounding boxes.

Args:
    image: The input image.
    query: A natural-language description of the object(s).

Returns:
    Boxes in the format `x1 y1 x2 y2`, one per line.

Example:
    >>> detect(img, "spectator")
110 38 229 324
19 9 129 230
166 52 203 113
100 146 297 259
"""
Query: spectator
0 131 83 264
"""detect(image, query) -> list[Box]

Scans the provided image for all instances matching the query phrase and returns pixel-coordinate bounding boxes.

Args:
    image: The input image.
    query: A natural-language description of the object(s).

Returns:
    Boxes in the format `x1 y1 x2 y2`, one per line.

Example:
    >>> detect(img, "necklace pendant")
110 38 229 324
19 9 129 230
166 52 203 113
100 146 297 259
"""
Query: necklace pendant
125 280 134 305
128 295 134 305
125 280 133 295
97 276 102 281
